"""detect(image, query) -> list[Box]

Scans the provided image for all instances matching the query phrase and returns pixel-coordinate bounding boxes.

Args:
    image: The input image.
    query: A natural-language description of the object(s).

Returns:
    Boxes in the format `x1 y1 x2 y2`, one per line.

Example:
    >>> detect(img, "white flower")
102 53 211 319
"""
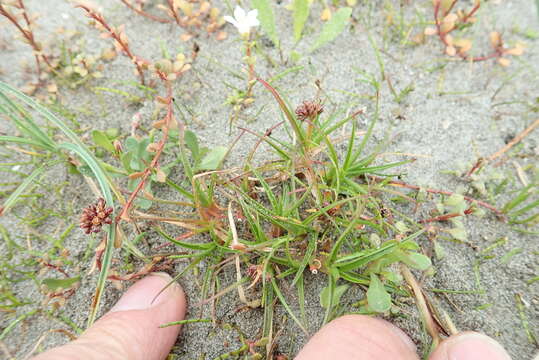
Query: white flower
224 6 260 35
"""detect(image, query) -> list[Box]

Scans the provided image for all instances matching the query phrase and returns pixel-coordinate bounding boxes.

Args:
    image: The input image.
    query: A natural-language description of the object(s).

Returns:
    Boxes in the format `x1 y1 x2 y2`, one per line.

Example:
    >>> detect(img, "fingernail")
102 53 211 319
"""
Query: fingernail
445 333 511 360
110 272 179 312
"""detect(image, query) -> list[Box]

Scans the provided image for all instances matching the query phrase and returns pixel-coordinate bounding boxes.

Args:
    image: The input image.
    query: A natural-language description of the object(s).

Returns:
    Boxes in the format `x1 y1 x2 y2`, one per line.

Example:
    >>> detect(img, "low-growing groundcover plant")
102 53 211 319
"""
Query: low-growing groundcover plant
3 74 534 357
1 0 538 358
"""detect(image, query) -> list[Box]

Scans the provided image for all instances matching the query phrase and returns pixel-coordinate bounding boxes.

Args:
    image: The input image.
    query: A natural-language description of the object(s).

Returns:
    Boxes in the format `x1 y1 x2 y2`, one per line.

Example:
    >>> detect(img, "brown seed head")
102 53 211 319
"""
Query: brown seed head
295 100 323 121
246 264 259 280
80 198 113 234
246 264 271 281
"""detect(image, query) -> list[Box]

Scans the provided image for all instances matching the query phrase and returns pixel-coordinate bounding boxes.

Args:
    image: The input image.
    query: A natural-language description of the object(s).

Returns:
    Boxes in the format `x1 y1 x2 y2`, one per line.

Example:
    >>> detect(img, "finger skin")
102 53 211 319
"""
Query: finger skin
429 332 512 360
295 315 419 360
32 274 187 360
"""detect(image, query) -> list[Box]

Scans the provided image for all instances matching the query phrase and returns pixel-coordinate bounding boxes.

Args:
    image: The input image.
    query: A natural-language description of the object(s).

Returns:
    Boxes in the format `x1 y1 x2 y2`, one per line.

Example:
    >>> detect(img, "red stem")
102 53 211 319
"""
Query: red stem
433 0 503 63
368 175 504 217
419 207 474 223
0 2 54 76
119 0 172 23
77 5 146 85
42 262 70 278
444 0 458 16
116 80 173 222
462 1 480 23
166 0 182 26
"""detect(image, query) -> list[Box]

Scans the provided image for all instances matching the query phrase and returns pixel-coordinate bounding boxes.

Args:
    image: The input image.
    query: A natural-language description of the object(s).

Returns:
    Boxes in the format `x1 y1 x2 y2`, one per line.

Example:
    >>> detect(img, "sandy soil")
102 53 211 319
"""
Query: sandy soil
0 0 538 359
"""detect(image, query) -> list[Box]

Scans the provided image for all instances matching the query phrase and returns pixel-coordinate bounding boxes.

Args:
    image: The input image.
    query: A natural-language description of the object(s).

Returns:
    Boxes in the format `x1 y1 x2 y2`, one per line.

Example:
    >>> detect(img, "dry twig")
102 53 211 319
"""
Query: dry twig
467 118 539 176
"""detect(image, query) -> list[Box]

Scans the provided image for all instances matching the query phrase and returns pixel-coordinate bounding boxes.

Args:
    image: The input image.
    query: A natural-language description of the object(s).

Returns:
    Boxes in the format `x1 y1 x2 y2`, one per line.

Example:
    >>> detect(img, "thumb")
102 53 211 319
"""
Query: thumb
429 332 511 360
32 272 187 360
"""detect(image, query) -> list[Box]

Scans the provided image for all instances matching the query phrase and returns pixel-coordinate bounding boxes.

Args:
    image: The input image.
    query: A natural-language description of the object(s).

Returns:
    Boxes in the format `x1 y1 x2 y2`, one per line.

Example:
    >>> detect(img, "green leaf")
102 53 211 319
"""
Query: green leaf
137 138 152 161
310 7 352 52
128 179 152 209
445 193 466 214
290 51 302 63
120 152 133 172
125 136 139 152
0 135 46 148
271 278 308 334
404 252 432 271
105 128 119 138
434 241 445 260
257 78 306 147
42 276 81 291
196 146 227 171
125 137 151 171
184 130 200 161
320 284 349 309
92 130 115 153
367 273 391 313
500 248 522 264
58 143 113 205
0 82 116 329
293 0 309 42
443 189 463 205
380 270 402 284
252 0 279 46
448 227 467 241
155 227 214 250
76 165 94 176
0 82 89 156
395 221 410 234
0 165 45 216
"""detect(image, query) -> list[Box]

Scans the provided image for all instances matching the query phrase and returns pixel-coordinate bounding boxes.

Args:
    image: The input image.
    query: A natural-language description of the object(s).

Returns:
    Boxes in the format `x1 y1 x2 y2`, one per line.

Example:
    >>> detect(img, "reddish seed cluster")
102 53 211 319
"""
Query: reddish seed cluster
246 264 271 282
295 100 324 121
246 264 259 280
80 198 113 234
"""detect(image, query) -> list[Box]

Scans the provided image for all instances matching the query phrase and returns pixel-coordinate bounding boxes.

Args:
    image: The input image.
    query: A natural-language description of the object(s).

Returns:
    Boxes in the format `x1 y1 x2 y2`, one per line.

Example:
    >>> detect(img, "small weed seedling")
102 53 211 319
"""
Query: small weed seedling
119 0 227 42
424 0 524 66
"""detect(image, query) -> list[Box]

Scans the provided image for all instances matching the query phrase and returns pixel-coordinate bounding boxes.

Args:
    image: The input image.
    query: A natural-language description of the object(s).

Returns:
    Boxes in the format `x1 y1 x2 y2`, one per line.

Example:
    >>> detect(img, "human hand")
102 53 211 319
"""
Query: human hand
32 273 186 360
297 315 511 360
32 274 511 360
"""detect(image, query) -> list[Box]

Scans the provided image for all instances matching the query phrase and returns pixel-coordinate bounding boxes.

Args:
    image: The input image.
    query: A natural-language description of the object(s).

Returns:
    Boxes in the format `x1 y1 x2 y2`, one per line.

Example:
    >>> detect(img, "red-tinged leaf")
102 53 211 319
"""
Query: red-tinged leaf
257 78 305 145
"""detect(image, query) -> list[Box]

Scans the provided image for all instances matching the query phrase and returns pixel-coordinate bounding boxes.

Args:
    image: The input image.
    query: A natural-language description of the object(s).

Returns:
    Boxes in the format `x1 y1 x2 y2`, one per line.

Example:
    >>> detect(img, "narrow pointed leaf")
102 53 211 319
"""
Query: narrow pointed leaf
310 7 352 52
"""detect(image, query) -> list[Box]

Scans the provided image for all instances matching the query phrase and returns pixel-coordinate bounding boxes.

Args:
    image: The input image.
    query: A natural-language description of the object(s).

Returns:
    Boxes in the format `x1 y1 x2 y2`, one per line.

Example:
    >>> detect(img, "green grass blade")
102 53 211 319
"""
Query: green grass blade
0 81 118 329
293 0 309 42
262 282 274 356
165 179 194 200
327 216 361 265
291 234 316 286
509 198 539 217
271 278 308 335
0 309 38 340
335 229 425 271
59 143 112 204
296 273 306 328
154 227 214 250
86 224 115 326
342 119 356 172
310 7 352 52
0 165 45 216
503 185 533 213
257 78 306 147
0 135 48 148
252 0 279 47
0 81 89 152
346 160 411 177
0 93 55 150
